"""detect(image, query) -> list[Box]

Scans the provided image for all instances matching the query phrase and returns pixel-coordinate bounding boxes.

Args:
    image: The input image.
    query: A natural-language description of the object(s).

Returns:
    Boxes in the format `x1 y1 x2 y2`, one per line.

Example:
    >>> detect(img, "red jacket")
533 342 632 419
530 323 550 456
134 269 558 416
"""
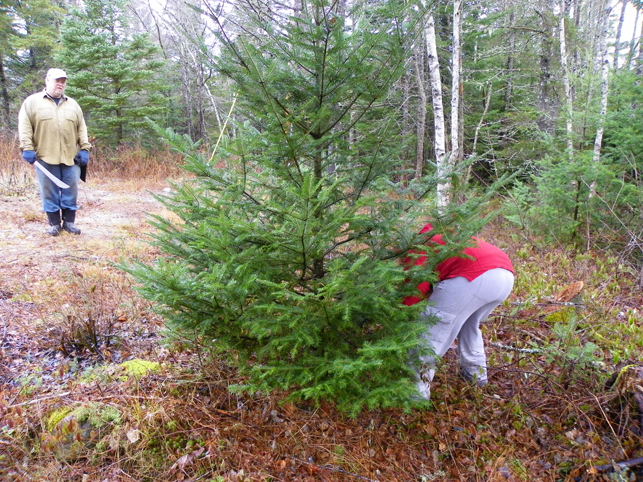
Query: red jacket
402 224 513 306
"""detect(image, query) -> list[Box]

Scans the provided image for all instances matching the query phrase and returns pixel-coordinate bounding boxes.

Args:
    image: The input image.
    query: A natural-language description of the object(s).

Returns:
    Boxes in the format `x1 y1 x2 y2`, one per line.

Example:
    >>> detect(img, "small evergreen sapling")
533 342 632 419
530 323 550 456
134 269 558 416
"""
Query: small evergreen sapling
128 0 486 414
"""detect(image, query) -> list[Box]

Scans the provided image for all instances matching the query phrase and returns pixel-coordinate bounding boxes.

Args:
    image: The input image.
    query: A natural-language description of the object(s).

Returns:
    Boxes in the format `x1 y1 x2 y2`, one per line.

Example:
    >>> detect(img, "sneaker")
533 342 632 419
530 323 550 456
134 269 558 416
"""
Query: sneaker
460 367 488 387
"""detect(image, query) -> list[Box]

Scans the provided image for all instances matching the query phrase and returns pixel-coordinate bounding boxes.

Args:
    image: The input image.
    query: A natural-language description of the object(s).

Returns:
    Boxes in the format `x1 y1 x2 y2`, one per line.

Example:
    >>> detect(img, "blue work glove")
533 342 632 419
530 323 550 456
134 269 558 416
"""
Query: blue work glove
74 149 89 167
22 150 36 164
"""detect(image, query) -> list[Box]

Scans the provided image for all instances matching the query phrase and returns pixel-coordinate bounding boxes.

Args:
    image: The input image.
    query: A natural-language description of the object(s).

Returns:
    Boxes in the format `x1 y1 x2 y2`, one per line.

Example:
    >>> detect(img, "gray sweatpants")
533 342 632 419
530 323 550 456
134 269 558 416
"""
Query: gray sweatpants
416 268 514 399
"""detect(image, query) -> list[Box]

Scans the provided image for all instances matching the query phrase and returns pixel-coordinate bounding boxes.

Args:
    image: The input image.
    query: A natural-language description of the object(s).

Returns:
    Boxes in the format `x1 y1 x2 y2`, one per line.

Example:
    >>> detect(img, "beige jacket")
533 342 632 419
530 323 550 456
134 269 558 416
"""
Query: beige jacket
18 90 91 166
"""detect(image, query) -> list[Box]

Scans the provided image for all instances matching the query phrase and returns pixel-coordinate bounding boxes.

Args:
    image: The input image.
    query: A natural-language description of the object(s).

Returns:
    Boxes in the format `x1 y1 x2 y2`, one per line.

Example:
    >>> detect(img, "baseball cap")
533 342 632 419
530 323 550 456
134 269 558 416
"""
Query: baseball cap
46 68 68 79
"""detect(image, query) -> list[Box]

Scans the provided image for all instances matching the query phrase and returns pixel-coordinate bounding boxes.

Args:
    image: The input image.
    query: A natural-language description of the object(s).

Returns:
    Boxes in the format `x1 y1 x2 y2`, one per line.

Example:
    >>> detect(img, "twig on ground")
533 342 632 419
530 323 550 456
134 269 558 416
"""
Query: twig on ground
511 300 585 307
489 342 541 354
9 391 71 408
573 457 643 481
0 311 5 343
592 457 643 472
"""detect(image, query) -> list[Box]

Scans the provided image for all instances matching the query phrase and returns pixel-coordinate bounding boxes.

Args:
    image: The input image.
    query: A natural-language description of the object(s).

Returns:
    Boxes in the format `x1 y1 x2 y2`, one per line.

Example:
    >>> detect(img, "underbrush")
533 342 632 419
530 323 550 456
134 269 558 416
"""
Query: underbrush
1 231 641 481
0 140 642 480
89 143 185 187
0 135 185 196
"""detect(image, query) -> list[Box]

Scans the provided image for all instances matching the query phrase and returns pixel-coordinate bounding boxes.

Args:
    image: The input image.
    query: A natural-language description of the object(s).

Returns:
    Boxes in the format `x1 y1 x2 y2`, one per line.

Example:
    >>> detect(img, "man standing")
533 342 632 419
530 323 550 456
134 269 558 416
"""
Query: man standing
18 68 91 236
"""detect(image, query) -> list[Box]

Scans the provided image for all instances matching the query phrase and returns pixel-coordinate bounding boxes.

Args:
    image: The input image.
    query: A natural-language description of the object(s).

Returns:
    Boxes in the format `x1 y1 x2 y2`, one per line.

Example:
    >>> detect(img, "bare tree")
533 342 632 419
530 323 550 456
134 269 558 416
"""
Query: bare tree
628 0 642 70
0 61 9 130
503 8 516 111
537 7 558 135
626 0 643 70
128 0 227 142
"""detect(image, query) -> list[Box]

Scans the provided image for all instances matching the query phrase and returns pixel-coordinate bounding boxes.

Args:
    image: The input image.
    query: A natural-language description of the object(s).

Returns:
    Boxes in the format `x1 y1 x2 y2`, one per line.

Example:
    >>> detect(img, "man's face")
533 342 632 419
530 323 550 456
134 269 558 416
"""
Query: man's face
45 76 67 98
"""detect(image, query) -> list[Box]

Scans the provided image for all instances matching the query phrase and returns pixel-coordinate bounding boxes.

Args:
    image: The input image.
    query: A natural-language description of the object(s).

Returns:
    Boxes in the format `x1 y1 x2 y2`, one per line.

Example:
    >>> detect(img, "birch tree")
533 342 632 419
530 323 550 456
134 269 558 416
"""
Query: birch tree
414 44 427 179
591 3 612 165
559 0 574 160
424 9 449 207
627 1 642 70
614 0 627 69
450 0 462 171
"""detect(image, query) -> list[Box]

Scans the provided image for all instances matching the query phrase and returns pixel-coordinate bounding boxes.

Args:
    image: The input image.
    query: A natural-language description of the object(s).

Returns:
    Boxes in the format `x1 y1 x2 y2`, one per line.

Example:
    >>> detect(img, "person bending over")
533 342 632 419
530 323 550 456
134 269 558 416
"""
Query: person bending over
404 223 514 400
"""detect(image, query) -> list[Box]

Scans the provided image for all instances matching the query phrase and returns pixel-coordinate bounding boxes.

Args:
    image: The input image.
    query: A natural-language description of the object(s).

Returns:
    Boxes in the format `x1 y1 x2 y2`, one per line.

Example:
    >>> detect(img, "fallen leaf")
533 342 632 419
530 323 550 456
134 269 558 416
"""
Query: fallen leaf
126 429 140 443
169 447 205 472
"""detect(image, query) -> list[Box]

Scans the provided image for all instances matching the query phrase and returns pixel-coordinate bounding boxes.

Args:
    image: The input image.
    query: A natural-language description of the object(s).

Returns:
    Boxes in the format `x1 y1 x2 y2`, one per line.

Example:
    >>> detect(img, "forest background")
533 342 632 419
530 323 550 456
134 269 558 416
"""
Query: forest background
2 0 643 481
2 0 643 249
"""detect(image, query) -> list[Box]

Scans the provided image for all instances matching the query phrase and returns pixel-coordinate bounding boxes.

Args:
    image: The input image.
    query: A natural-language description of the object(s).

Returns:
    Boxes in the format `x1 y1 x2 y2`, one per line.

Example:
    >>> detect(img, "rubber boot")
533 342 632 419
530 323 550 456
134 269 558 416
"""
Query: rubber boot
46 211 62 236
62 209 81 235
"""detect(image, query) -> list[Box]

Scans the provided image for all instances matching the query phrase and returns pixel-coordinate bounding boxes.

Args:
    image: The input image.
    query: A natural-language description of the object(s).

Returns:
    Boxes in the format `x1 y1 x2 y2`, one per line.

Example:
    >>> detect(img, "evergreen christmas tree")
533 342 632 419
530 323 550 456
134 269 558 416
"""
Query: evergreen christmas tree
56 0 166 147
128 0 491 414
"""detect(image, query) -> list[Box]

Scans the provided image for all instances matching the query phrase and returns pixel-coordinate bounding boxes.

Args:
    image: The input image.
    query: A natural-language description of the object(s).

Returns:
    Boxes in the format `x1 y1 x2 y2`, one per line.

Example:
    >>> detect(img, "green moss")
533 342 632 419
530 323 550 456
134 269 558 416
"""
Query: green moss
47 402 121 433
46 407 74 432
119 359 161 379
43 402 122 462
543 306 576 323
74 402 121 427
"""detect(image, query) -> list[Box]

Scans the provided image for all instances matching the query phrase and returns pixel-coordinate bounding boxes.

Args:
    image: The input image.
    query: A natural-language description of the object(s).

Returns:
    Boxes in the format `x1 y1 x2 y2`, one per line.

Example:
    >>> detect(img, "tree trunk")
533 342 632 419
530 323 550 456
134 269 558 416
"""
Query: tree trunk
425 11 449 208
465 82 492 185
293 0 302 16
592 5 613 165
335 0 346 17
414 47 427 179
628 2 641 70
504 10 516 111
0 58 10 130
559 1 574 161
401 71 411 179
450 0 463 170
538 13 557 134
614 0 627 69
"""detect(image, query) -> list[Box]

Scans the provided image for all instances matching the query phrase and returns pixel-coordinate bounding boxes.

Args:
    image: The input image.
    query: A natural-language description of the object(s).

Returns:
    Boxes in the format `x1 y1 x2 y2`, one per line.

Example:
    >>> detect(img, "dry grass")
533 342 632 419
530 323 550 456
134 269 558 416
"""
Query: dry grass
89 143 185 189
0 134 32 196
0 135 185 194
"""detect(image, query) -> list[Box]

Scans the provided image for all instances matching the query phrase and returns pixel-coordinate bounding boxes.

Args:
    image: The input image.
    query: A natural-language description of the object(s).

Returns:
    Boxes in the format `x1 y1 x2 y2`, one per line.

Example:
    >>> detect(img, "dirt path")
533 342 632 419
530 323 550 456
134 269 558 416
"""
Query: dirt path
0 178 173 391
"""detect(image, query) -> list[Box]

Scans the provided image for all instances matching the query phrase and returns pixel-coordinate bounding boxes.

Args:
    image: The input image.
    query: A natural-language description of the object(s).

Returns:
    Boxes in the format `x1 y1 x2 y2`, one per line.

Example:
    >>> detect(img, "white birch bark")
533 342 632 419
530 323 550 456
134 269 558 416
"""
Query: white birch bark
559 1 574 160
614 0 626 69
414 48 427 179
592 4 613 166
450 0 462 169
425 11 449 208
628 2 642 70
